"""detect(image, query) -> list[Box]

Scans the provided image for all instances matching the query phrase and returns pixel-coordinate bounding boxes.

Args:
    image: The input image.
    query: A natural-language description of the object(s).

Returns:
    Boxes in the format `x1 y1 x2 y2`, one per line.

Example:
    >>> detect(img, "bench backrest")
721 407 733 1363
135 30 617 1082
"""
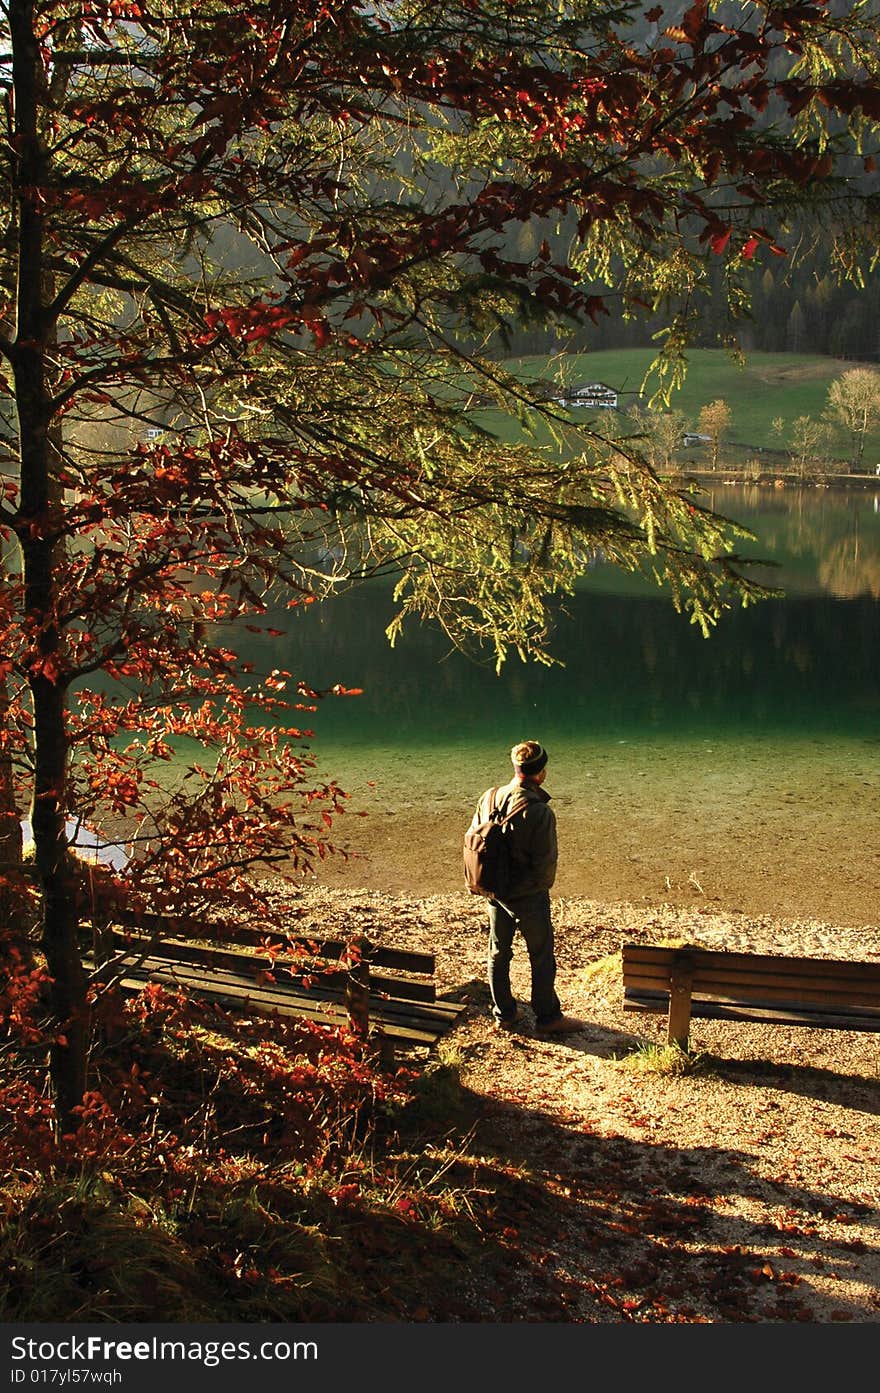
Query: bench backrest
93 913 470 1060
107 914 437 1005
621 943 880 1011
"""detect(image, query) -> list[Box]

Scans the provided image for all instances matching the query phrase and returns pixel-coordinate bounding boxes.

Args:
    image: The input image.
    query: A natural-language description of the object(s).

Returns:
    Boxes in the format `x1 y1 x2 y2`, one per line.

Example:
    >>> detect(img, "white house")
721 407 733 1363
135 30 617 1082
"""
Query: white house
554 381 619 410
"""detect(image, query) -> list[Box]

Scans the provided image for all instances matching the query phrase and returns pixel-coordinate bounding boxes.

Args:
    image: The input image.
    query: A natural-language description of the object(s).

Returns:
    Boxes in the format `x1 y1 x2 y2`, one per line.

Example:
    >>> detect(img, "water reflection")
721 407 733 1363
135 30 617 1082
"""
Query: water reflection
701 484 880 598
243 486 880 747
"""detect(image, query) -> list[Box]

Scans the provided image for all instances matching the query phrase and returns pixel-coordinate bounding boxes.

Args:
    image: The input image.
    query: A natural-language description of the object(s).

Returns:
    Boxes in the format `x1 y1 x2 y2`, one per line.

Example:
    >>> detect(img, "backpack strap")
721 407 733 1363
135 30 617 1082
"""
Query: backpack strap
491 785 530 826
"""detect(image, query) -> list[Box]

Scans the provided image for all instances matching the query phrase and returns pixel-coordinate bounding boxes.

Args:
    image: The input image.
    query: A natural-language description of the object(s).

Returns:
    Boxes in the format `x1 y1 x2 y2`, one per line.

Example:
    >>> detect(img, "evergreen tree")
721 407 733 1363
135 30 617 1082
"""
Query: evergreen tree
786 301 807 353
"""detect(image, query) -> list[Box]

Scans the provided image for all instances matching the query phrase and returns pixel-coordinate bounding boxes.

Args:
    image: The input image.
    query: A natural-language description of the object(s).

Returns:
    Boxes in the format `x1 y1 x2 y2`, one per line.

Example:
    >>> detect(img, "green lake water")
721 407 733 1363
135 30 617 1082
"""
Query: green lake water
227 484 880 919
284 484 880 751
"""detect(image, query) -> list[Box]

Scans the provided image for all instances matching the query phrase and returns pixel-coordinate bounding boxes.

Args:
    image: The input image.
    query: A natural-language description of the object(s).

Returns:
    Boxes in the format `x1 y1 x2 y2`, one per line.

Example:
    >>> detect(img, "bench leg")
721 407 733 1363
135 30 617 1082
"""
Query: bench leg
371 1030 395 1070
667 955 694 1050
345 961 370 1038
92 920 114 966
344 935 373 1052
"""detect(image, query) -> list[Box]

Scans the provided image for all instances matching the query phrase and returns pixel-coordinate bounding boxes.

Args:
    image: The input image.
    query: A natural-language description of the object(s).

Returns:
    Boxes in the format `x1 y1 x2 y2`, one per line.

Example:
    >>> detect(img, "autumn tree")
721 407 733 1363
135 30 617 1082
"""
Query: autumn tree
2 0 880 1125
698 399 732 472
790 414 829 479
626 404 690 474
825 367 880 472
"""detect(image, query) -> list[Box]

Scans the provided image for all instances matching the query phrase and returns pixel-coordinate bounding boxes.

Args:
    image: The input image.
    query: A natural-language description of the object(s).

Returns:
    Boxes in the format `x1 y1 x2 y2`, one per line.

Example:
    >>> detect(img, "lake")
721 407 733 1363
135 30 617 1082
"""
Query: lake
253 484 880 927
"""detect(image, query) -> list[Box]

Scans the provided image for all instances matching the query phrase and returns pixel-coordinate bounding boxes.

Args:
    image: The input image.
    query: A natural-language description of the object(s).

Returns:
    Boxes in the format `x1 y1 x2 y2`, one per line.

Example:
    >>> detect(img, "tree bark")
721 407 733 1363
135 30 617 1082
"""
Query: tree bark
11 0 87 1130
0 676 24 927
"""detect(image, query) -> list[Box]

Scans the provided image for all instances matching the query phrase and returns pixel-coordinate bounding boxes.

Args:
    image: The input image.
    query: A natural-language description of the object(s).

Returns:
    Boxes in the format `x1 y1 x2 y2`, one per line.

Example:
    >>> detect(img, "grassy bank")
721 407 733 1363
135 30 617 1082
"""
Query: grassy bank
494 348 880 466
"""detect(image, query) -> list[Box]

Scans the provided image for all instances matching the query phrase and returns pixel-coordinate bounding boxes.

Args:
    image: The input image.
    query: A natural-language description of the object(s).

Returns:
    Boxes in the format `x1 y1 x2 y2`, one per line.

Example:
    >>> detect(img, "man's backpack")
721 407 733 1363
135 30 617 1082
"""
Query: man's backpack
463 787 525 900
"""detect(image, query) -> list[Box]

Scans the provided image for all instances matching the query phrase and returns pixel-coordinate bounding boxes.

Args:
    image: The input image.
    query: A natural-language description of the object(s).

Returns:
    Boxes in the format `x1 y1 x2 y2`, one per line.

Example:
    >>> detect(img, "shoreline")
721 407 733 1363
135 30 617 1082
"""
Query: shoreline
303 727 880 934
308 804 880 935
292 881 880 963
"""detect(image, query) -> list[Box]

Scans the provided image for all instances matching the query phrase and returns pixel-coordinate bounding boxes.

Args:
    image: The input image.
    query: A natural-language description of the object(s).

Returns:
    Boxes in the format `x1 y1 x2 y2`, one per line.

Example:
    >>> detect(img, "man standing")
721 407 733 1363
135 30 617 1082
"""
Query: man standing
469 740 585 1034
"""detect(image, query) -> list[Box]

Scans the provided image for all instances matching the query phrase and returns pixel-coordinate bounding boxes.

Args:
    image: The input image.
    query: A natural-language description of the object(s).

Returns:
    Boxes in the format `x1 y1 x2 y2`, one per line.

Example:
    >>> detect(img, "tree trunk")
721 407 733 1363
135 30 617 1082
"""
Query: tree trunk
855 411 867 473
28 669 87 1128
0 676 24 930
11 0 87 1130
0 674 25 952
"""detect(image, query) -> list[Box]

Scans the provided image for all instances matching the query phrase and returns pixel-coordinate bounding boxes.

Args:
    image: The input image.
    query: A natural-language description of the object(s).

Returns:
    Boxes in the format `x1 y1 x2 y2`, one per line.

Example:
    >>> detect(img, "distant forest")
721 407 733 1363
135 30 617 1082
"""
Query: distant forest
479 0 880 366
489 215 880 365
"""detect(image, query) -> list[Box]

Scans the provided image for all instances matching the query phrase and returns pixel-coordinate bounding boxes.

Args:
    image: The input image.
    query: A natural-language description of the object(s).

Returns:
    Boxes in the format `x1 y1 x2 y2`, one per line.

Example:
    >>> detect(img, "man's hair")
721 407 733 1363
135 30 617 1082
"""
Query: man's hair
511 740 548 776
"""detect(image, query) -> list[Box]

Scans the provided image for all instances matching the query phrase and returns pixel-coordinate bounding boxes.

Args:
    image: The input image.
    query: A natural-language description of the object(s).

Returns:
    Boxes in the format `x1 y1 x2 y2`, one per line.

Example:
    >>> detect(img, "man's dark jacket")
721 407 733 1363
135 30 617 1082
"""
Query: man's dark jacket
471 777 558 900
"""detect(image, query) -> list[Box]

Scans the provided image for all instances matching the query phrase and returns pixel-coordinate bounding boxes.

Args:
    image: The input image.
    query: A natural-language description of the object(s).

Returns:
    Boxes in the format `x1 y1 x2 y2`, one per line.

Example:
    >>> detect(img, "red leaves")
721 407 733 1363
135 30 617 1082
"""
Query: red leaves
308 316 331 349
705 225 789 261
93 768 141 812
29 654 63 684
0 951 48 1046
662 0 712 49
815 80 880 122
680 1 709 41
202 301 300 344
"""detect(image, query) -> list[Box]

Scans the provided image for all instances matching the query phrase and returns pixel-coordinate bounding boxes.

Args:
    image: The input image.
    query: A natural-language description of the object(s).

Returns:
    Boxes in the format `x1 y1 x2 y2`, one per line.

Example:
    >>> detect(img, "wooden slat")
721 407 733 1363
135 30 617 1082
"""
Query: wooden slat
622 943 880 984
618 958 880 989
100 952 461 1023
113 976 450 1048
622 988 674 1014
621 946 880 1005
103 955 464 1046
368 945 436 974
696 977 880 1009
111 974 445 1046
621 969 880 1014
623 962 880 1000
108 933 437 1002
624 989 880 1033
114 913 348 959
97 914 461 1054
112 918 435 975
359 973 435 1004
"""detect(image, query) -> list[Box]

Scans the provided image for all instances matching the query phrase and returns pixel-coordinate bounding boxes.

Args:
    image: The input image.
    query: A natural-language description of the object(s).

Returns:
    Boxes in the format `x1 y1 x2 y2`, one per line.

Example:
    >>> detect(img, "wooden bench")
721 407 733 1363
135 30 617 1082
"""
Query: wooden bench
89 915 466 1063
621 942 880 1050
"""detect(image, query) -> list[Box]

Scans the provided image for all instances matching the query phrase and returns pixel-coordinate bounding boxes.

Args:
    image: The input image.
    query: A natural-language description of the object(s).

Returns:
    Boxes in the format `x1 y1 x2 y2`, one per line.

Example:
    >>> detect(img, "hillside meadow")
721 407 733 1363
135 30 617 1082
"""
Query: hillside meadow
487 348 880 466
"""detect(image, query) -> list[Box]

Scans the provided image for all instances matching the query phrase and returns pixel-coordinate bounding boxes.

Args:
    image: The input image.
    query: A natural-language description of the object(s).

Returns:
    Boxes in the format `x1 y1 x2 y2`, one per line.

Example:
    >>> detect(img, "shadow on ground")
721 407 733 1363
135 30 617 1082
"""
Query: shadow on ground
449 1083 880 1323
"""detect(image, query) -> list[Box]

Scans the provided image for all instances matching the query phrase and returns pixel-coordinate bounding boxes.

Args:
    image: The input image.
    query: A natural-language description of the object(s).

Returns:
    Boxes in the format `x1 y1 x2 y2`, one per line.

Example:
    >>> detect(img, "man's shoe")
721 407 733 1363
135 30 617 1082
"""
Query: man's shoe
538 1014 586 1035
494 1013 521 1031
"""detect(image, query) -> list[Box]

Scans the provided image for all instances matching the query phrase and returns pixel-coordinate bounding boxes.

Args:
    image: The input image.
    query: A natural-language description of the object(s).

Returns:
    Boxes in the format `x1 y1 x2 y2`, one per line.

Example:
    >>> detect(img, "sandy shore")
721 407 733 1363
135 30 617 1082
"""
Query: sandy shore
244 713 880 1323
310 783 880 933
